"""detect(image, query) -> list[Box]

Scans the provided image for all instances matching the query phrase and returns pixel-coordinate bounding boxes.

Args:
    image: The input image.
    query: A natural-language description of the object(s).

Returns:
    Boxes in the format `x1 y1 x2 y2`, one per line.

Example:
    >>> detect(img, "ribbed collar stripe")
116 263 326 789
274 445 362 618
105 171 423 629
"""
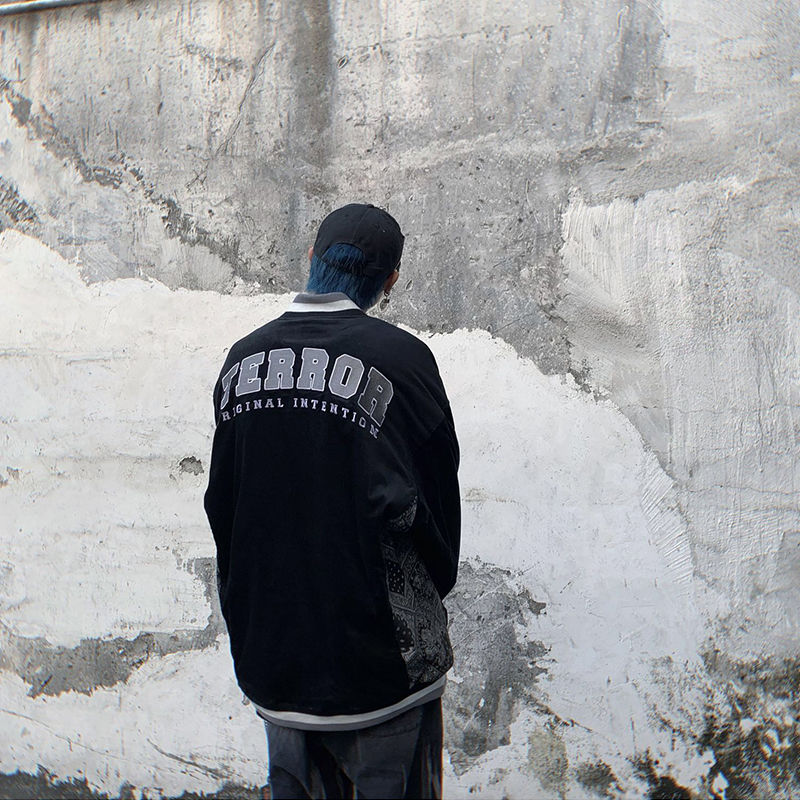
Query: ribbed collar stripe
286 292 361 313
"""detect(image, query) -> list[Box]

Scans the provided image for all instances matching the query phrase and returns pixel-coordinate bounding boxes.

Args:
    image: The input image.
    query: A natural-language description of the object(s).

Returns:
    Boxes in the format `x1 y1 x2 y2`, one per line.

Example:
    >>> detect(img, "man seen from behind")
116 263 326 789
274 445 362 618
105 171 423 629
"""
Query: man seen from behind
204 203 461 799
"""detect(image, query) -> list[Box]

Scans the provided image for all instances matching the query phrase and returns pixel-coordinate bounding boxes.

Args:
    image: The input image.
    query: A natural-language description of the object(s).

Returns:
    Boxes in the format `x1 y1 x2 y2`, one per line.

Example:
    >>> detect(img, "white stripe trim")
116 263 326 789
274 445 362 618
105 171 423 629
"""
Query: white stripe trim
286 293 361 313
255 675 447 731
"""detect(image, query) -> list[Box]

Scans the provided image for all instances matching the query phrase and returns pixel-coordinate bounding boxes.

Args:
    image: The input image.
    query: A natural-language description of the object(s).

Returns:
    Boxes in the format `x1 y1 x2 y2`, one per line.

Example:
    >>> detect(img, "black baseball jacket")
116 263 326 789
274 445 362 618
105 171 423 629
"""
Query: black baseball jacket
204 292 460 729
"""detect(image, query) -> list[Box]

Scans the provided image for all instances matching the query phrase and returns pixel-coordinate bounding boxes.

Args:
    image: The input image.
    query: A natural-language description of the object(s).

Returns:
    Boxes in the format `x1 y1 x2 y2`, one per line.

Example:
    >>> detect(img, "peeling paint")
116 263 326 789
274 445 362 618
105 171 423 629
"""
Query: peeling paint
158 195 250 284
178 456 204 476
443 560 547 773
0 558 224 697
633 752 694 800
697 651 800 800
0 767 112 800
166 783 266 800
0 767 266 800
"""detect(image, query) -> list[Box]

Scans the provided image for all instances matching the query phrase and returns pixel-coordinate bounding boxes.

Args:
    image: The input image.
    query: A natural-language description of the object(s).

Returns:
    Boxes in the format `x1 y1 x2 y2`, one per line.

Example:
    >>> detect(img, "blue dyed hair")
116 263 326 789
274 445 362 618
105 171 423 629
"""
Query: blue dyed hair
306 243 390 309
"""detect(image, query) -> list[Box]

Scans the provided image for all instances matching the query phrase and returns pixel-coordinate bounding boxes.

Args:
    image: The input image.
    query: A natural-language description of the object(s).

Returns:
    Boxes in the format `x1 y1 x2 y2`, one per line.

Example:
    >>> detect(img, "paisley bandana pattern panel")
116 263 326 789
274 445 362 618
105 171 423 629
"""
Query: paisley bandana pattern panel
382 500 453 690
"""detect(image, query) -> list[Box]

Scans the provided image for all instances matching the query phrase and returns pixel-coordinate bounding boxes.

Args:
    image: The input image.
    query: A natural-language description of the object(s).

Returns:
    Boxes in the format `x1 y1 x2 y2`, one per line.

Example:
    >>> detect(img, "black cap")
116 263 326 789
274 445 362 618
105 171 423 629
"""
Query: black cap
313 203 404 277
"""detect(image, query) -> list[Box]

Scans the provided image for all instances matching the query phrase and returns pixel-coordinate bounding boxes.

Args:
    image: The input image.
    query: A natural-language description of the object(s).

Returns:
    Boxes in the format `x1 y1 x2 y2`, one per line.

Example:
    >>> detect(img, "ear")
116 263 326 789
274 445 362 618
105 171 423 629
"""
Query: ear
308 246 314 263
383 269 400 293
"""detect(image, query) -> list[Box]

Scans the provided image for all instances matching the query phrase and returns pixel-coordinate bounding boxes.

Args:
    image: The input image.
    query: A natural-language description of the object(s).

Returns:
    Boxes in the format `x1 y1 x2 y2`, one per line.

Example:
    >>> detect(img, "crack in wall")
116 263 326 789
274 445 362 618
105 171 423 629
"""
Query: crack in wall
145 740 230 783
187 40 277 190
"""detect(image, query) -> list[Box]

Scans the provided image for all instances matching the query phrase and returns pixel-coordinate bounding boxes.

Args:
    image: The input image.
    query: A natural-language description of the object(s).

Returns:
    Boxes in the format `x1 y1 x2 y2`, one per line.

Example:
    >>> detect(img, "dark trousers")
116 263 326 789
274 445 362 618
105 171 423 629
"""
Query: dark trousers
264 697 443 799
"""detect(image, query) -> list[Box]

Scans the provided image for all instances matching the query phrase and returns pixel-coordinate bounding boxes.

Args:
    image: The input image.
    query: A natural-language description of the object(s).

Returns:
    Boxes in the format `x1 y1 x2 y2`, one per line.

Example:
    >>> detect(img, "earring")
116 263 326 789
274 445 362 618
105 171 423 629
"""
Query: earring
380 290 391 310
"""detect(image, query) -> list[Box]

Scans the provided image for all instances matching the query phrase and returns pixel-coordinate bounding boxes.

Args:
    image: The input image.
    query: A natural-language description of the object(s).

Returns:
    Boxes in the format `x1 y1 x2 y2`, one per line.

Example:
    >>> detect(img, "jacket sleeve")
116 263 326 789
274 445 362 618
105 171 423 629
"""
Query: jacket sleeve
409 407 461 599
203 380 236 605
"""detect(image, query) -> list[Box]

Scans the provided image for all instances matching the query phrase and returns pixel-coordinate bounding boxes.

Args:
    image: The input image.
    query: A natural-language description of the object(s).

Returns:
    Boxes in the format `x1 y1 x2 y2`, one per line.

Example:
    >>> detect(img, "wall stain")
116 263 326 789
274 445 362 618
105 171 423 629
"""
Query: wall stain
0 76 252 284
159 196 249 283
0 558 224 697
1 77 122 189
116 156 253 284
183 41 247 73
528 727 569 799
575 760 622 798
632 752 694 799
0 70 576 370
0 175 39 232
284 0 332 169
9 92 31 125
443 559 548 773
83 4 101 24
697 649 800 800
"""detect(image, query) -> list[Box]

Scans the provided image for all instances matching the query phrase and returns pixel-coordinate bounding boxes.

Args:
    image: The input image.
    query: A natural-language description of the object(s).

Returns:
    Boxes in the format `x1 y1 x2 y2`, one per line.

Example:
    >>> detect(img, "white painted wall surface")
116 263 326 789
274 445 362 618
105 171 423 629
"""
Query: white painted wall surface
0 230 708 797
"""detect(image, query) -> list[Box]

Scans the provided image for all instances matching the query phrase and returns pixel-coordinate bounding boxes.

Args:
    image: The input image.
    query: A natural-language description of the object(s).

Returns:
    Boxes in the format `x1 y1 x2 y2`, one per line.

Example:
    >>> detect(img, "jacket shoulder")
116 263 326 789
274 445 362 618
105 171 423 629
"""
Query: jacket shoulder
360 316 438 366
227 318 281 354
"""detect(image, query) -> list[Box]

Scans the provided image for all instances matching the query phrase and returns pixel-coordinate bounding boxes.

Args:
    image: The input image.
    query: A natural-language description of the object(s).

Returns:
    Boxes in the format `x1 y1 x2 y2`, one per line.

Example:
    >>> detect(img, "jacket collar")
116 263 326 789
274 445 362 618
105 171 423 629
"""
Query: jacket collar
286 292 362 313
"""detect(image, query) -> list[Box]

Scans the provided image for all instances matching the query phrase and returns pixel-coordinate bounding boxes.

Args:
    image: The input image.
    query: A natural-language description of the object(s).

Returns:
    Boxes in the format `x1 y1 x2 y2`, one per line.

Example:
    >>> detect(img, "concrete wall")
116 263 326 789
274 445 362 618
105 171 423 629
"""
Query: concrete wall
0 0 797 797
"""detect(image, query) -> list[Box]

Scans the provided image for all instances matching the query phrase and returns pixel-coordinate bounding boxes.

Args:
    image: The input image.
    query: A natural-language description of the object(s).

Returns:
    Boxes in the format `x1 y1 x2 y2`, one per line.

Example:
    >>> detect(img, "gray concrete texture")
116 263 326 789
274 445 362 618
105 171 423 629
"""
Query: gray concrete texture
0 0 799 797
